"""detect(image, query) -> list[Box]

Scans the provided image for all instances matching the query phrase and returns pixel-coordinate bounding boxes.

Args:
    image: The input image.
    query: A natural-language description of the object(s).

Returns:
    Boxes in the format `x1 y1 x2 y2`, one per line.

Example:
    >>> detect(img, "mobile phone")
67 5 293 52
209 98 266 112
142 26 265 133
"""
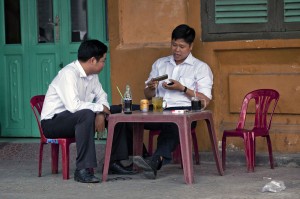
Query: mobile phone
165 79 174 85
151 74 168 82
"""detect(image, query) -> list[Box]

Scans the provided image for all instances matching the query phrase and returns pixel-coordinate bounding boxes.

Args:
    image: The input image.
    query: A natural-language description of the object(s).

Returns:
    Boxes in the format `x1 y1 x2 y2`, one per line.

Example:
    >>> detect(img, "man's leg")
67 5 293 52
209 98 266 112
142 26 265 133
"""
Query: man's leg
41 109 99 183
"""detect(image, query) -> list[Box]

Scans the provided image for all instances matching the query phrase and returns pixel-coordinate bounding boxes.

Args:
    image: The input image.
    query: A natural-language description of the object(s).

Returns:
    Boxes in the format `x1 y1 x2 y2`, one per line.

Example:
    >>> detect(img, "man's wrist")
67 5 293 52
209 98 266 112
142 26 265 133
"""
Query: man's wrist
182 86 188 93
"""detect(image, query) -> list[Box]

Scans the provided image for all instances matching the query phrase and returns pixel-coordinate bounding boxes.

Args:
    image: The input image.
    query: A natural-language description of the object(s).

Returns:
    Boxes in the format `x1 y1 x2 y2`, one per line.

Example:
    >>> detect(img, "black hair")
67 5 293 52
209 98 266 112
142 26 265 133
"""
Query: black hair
171 24 195 45
77 39 108 62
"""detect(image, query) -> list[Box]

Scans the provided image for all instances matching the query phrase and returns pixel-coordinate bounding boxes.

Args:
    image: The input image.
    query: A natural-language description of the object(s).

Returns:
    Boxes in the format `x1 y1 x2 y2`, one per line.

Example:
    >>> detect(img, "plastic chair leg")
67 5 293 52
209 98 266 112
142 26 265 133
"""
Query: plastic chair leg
61 142 70 180
148 134 154 156
38 143 44 177
51 144 59 174
172 145 182 164
221 135 227 170
244 133 254 172
266 135 274 169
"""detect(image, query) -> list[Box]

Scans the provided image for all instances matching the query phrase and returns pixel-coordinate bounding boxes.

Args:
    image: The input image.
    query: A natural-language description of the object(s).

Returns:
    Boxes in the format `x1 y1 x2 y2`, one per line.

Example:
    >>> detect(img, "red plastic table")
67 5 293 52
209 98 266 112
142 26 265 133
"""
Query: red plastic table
102 110 224 184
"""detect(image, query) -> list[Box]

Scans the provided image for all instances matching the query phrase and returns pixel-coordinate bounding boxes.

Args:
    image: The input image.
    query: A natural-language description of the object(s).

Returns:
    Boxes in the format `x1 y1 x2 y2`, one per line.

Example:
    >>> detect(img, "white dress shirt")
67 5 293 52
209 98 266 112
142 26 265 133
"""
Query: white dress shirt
41 60 110 120
145 53 213 108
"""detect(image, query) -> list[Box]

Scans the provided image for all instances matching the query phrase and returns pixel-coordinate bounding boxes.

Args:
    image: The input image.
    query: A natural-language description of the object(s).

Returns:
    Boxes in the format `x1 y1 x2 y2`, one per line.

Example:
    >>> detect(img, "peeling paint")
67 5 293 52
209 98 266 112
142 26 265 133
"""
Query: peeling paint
291 65 300 69
284 137 299 146
220 141 243 152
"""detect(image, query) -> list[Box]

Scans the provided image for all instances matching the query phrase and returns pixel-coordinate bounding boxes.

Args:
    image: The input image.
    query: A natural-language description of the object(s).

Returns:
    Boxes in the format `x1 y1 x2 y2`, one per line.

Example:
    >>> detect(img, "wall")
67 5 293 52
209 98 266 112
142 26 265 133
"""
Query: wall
107 0 300 153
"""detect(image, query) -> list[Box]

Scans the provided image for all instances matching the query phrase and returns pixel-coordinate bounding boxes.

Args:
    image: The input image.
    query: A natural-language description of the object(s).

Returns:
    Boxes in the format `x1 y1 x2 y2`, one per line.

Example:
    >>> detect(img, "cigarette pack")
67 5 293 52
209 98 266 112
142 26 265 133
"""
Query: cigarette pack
171 110 188 114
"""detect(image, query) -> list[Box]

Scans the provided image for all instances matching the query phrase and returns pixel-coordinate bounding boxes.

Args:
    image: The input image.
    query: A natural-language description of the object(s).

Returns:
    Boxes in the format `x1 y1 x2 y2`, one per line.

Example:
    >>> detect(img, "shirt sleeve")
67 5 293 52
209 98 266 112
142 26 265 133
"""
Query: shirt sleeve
145 59 160 86
196 63 213 99
92 77 110 111
53 70 109 113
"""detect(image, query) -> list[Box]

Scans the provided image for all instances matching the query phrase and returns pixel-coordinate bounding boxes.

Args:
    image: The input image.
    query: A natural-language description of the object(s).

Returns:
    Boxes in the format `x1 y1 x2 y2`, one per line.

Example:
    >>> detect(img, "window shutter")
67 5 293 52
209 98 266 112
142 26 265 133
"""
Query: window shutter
284 0 300 22
215 0 268 24
201 0 300 41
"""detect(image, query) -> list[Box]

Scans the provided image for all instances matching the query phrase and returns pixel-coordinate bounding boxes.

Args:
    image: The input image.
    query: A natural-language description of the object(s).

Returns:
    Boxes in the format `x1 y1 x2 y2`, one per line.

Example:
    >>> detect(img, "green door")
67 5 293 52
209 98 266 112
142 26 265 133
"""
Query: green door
0 0 111 137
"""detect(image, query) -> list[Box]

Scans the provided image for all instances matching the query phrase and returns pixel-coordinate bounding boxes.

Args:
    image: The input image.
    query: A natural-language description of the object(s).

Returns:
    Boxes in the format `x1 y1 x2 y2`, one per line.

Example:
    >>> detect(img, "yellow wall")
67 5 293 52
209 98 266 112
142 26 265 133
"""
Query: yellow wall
107 0 300 153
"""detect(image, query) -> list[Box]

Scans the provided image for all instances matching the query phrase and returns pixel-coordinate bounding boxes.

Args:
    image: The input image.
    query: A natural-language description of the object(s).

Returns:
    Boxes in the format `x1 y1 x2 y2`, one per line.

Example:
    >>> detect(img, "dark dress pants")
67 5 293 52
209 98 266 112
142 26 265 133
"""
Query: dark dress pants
41 109 97 170
41 105 133 169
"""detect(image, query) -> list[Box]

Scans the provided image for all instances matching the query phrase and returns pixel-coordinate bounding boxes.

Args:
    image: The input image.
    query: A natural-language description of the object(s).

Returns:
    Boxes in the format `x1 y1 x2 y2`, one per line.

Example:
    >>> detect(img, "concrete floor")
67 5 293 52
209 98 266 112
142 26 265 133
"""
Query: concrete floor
0 140 299 199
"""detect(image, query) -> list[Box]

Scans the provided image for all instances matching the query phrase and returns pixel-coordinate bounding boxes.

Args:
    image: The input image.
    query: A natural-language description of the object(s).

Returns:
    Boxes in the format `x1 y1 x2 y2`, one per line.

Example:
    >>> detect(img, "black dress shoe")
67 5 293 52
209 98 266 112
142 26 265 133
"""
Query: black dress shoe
133 156 162 179
74 168 100 183
109 162 137 175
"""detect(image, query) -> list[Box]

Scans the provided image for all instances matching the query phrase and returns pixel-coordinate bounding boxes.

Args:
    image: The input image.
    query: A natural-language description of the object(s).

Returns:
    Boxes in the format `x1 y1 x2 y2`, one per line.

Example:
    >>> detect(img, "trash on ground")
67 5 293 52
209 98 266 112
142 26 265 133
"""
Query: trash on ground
262 180 286 193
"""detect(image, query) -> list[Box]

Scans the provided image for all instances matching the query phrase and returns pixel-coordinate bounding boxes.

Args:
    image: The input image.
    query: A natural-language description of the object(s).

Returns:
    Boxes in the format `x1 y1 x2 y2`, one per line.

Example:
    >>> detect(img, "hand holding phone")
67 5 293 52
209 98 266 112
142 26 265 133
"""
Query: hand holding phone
165 79 174 85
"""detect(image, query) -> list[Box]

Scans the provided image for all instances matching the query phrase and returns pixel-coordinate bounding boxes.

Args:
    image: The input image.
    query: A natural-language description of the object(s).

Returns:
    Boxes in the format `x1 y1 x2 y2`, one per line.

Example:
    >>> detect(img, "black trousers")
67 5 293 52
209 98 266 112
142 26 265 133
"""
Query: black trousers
41 109 97 169
41 105 132 169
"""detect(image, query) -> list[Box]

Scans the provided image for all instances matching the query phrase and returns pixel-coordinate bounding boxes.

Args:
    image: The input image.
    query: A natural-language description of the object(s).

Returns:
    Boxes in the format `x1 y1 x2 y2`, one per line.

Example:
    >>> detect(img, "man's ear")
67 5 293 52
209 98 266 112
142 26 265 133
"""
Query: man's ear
190 43 194 51
89 57 97 64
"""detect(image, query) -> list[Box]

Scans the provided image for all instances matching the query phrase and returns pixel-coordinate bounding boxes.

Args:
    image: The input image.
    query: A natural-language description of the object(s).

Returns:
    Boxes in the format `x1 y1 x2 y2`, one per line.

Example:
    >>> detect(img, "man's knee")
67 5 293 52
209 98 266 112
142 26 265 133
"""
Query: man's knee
76 109 95 123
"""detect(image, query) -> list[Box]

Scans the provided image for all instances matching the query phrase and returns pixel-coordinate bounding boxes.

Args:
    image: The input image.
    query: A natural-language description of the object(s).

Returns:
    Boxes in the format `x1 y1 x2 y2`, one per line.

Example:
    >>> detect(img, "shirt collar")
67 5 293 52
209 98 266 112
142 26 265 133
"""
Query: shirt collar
75 60 93 80
168 53 194 66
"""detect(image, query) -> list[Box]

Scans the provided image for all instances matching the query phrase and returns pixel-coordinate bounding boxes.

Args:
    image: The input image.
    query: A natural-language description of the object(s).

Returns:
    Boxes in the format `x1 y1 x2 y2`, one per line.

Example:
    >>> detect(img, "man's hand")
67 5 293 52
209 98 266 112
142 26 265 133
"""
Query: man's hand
146 79 158 90
162 79 184 92
95 113 106 133
102 105 110 115
144 79 158 99
95 105 110 133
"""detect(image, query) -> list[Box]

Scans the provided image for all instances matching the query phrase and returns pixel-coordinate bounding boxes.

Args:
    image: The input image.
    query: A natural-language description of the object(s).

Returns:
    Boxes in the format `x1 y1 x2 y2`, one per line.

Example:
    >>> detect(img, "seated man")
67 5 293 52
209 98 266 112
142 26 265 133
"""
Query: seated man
133 24 213 179
41 39 135 183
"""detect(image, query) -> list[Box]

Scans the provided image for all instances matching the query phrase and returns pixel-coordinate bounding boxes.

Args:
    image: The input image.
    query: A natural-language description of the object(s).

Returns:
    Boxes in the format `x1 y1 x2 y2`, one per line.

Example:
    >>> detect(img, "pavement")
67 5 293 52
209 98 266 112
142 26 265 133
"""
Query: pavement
0 139 299 199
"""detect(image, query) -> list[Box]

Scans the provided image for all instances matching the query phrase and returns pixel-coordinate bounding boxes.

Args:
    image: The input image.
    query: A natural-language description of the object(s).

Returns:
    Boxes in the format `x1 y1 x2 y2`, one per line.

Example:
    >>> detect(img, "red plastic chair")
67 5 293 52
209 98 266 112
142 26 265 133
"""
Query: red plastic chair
148 128 200 165
222 89 280 172
30 95 75 180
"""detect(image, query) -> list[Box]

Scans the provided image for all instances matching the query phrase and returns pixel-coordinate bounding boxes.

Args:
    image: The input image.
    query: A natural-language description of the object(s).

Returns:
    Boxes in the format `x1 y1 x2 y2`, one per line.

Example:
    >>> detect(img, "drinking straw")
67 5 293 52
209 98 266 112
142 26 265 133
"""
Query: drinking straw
116 86 124 99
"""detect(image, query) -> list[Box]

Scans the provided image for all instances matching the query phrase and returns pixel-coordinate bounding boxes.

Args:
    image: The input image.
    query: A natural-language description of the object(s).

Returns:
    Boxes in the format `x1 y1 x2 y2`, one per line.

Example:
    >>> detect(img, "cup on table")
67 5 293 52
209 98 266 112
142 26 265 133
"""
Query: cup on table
191 97 206 111
152 96 166 112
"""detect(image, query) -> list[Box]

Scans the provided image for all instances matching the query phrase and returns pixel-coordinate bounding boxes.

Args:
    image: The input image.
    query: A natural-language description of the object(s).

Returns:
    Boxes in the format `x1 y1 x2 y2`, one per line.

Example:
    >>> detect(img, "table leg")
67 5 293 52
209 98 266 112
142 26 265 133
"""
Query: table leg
205 117 224 176
102 121 116 182
178 119 194 184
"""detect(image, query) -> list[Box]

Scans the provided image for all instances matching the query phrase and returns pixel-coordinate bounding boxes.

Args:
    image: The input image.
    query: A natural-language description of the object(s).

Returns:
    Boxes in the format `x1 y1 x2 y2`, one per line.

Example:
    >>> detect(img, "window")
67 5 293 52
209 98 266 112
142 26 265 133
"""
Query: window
5 0 21 44
201 0 300 41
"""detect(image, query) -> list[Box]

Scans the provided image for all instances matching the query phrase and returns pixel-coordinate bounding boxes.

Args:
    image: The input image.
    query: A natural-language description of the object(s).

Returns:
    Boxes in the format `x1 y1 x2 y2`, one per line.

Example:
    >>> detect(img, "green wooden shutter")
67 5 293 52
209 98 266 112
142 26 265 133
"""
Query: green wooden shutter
215 0 268 24
284 0 300 22
201 0 300 41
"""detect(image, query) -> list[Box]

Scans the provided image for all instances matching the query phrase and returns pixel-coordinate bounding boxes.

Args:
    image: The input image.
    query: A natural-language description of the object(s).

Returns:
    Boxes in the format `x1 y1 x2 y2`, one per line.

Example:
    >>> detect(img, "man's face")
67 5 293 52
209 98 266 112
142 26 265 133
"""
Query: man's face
171 39 193 65
91 53 107 74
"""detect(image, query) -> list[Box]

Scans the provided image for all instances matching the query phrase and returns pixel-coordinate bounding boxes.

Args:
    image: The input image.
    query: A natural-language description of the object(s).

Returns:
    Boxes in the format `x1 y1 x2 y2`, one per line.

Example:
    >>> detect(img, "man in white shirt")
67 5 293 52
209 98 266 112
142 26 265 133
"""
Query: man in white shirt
41 40 134 183
133 24 213 179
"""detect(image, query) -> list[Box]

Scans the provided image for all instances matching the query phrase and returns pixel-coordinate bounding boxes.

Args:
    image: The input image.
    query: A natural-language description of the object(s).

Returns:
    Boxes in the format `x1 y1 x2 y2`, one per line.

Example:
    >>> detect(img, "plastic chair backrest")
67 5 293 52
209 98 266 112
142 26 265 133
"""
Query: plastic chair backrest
236 89 280 131
30 95 47 142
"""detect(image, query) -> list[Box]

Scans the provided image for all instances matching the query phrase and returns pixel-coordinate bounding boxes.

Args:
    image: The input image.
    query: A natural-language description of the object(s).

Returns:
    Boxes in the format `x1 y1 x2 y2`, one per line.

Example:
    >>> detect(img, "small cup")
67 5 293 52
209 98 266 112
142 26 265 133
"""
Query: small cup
191 97 206 111
140 99 149 112
152 97 167 112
